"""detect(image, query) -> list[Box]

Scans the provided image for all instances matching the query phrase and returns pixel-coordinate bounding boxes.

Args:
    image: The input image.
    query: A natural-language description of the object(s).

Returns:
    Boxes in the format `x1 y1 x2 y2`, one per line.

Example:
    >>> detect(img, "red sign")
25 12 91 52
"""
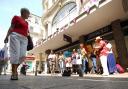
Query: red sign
26 56 35 60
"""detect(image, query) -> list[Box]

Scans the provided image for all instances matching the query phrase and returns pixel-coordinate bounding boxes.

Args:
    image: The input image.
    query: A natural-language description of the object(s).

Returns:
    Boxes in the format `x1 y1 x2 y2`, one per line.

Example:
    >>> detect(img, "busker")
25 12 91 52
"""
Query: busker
76 49 83 77
90 50 97 74
105 40 117 74
94 36 109 76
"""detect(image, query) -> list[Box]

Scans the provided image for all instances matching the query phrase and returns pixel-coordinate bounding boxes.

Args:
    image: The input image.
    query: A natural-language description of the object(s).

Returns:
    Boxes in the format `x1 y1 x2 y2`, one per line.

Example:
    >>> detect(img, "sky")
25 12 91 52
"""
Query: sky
0 0 43 48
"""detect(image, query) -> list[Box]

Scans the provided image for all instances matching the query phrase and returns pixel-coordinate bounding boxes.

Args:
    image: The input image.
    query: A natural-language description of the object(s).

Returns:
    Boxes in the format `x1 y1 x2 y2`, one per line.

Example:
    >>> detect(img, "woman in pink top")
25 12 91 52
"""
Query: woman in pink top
95 36 109 76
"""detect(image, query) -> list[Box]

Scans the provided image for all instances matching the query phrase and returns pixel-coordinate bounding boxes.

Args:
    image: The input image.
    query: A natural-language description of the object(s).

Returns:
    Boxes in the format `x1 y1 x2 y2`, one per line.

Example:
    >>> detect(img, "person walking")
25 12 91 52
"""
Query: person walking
4 8 30 80
94 36 109 76
20 62 29 76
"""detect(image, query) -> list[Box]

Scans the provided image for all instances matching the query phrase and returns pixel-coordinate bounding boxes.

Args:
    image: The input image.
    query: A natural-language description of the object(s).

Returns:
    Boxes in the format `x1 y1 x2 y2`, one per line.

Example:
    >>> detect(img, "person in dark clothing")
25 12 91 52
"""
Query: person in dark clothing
20 62 29 76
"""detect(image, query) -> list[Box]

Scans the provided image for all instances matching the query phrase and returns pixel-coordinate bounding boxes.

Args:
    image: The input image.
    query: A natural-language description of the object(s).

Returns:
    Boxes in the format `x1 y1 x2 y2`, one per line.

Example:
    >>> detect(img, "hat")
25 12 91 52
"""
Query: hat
95 36 102 40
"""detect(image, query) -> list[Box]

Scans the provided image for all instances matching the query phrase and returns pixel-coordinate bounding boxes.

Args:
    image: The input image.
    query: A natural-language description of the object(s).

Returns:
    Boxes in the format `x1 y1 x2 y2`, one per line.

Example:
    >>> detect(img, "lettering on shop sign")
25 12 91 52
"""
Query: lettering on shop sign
85 25 112 40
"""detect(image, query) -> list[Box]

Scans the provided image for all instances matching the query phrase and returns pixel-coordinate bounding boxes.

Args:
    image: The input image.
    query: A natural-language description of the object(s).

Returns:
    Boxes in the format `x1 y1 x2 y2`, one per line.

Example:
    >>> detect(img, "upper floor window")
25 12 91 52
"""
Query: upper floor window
52 0 56 3
30 26 34 32
35 17 39 24
52 2 77 25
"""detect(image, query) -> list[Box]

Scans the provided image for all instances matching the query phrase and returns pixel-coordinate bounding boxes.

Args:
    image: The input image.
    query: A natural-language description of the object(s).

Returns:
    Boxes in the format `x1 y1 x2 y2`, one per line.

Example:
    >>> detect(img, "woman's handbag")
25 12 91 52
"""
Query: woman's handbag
27 35 34 51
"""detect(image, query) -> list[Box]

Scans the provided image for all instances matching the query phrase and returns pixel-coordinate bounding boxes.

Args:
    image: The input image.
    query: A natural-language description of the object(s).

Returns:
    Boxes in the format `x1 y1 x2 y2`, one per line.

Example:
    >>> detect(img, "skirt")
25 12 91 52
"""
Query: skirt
107 53 117 74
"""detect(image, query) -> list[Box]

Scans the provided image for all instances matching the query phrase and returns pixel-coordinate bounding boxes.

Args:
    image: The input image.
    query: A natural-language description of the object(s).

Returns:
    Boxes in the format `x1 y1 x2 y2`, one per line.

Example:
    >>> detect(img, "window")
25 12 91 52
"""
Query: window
35 18 39 24
30 26 34 32
52 2 77 25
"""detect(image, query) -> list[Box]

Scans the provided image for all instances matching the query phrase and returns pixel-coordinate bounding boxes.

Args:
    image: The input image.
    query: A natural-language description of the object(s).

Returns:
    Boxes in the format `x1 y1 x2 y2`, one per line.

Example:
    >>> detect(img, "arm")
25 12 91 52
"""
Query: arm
4 24 14 43
106 43 112 51
96 41 105 50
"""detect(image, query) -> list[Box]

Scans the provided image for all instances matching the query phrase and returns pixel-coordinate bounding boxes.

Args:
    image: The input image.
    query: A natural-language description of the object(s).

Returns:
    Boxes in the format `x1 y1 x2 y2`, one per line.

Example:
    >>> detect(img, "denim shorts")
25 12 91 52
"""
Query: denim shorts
9 32 28 64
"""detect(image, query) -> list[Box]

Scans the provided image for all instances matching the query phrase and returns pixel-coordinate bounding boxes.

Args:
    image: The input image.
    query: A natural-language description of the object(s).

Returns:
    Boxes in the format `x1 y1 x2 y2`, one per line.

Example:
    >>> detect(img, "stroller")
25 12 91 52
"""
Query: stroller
0 44 8 75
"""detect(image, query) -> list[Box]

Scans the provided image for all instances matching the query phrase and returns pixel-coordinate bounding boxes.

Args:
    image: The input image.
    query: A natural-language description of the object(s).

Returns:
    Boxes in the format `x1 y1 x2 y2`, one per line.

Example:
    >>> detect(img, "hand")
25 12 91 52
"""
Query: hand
4 37 8 43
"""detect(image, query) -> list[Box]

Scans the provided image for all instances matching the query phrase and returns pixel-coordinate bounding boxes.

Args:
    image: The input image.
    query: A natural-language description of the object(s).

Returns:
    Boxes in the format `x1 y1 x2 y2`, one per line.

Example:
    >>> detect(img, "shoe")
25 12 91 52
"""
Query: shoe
10 75 18 80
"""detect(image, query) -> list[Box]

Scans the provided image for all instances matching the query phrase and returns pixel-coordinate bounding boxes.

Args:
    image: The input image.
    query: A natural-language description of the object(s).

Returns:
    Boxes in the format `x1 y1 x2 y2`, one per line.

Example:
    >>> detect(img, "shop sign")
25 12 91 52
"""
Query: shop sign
85 25 112 40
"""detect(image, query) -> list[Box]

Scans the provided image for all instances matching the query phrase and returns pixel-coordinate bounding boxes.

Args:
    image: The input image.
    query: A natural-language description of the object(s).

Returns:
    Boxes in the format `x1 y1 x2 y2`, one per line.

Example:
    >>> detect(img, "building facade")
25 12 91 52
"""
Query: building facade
32 0 128 73
26 14 44 73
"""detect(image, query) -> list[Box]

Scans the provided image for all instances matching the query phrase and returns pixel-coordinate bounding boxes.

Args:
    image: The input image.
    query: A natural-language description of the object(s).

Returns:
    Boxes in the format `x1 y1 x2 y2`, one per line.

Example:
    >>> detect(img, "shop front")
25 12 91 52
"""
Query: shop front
25 56 36 73
54 20 128 70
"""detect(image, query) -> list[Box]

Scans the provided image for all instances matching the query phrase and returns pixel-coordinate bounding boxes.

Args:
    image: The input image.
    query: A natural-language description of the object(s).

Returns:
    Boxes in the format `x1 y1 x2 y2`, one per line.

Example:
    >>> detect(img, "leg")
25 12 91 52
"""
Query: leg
82 59 86 73
0 64 3 75
9 34 21 80
53 64 55 74
3 62 7 75
51 63 53 74
92 58 97 73
100 56 109 75
78 64 83 77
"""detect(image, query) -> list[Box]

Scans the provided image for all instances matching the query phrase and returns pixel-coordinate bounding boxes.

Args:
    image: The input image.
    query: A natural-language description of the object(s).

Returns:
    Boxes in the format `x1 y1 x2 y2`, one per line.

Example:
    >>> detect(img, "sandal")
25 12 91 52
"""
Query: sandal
10 75 18 80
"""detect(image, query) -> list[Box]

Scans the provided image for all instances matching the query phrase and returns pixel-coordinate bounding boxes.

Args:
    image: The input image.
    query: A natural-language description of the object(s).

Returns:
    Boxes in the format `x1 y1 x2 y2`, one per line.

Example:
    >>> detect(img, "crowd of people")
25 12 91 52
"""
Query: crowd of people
47 36 123 77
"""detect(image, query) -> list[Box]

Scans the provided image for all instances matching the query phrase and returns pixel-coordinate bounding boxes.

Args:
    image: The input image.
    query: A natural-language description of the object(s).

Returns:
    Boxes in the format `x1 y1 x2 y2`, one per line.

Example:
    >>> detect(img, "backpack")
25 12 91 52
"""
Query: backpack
116 64 125 73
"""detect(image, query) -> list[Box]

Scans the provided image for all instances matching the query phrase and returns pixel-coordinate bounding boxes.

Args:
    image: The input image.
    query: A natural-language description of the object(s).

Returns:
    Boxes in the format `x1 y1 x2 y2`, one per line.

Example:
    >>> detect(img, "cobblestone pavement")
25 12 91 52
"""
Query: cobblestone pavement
0 74 128 89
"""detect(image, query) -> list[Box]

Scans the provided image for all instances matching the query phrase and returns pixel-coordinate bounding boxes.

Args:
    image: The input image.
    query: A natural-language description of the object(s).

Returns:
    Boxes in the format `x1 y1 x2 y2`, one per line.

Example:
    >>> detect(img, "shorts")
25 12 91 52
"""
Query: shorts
9 32 28 64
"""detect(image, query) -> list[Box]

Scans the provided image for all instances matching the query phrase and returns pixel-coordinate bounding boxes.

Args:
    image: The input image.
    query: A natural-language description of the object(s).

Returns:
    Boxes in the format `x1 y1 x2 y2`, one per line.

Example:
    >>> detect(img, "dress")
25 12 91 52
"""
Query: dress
106 43 117 74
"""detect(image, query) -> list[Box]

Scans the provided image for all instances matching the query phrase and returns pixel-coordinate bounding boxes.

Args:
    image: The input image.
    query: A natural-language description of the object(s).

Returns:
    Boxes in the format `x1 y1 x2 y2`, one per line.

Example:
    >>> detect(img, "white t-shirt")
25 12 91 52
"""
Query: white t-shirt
48 54 56 61
76 54 82 64
106 43 113 53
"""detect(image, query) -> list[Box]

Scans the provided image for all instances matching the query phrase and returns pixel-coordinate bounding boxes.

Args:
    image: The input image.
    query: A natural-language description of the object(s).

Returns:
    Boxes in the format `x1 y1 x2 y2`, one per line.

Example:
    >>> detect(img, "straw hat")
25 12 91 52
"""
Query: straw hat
95 36 102 40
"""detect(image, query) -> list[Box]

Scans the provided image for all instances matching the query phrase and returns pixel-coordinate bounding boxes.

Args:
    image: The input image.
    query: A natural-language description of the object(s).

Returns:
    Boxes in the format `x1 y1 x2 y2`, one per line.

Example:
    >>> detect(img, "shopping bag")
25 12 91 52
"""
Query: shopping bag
116 64 124 73
27 35 34 51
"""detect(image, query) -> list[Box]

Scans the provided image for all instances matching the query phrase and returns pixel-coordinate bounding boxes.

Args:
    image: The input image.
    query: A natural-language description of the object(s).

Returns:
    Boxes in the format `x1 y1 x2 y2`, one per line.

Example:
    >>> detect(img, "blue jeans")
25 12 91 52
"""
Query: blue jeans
92 57 97 72
82 58 87 73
